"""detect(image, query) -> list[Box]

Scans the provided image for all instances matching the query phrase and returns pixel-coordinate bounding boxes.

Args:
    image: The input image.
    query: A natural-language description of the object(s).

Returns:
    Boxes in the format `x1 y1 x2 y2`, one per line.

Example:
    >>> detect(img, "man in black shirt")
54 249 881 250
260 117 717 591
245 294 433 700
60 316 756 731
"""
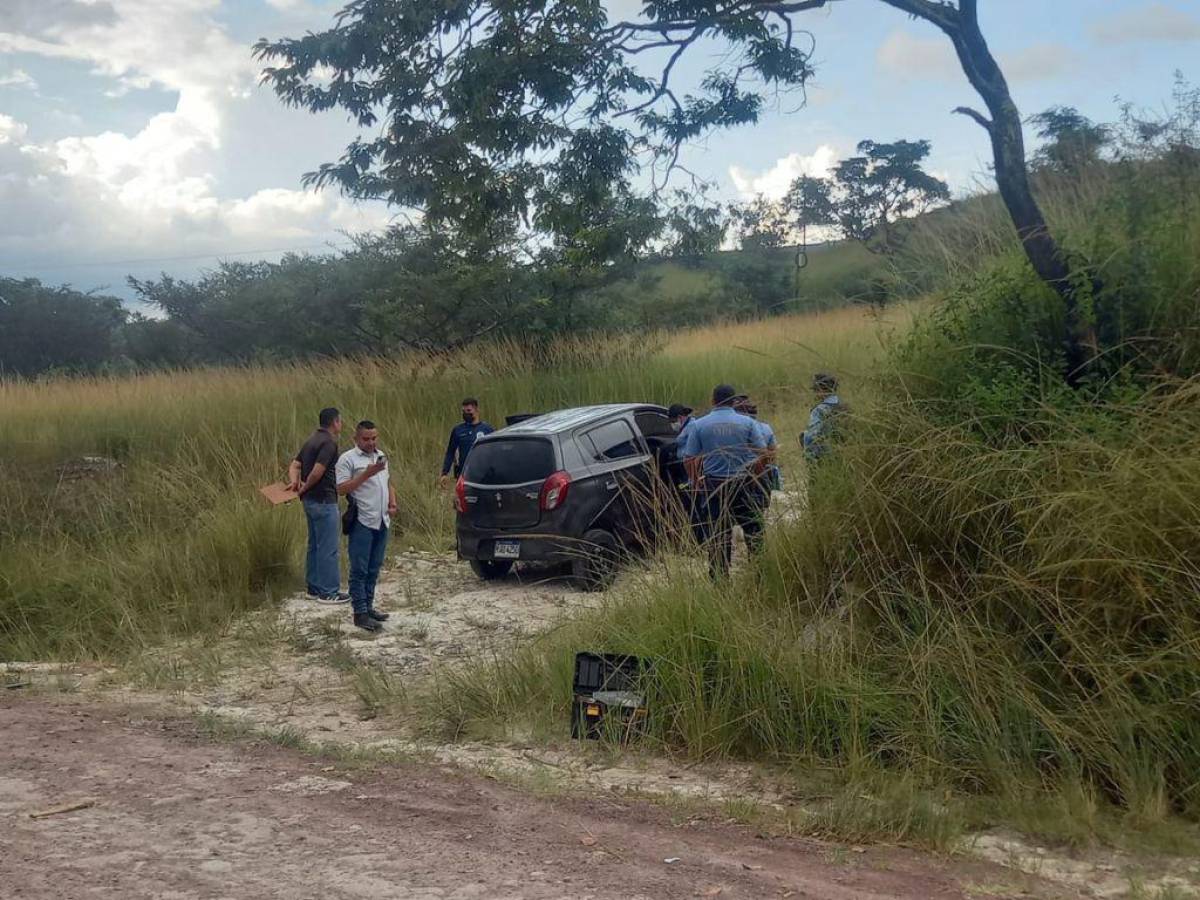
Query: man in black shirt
438 397 494 487
288 407 348 602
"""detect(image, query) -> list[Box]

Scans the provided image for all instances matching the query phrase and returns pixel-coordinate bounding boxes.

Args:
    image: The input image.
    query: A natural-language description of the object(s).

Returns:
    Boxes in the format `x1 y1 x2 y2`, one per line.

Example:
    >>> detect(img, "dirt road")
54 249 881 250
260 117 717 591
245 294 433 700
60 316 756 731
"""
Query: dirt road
1 697 1063 900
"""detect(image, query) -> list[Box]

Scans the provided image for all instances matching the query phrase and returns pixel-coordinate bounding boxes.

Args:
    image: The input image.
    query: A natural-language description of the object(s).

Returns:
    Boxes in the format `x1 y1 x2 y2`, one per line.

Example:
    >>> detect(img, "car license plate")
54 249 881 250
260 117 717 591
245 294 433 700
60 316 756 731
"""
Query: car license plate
493 540 521 560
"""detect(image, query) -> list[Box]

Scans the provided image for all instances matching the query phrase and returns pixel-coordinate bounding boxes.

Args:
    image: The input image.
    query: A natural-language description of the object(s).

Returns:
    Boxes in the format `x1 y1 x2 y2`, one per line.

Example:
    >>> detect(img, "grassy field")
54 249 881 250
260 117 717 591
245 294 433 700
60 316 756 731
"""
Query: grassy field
0 303 904 661
643 239 886 312
418 383 1200 849
4 144 1198 858
408 157 1200 850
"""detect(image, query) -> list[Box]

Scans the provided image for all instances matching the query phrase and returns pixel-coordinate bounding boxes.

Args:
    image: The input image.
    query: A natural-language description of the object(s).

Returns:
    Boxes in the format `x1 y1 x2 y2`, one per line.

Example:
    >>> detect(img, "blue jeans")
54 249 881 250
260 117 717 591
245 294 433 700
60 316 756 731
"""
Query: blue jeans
691 476 767 578
303 499 341 597
348 519 389 615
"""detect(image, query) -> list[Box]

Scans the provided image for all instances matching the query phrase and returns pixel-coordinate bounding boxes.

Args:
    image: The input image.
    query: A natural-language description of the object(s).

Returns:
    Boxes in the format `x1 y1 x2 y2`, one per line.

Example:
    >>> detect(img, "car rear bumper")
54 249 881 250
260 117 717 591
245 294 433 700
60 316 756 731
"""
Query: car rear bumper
456 526 585 564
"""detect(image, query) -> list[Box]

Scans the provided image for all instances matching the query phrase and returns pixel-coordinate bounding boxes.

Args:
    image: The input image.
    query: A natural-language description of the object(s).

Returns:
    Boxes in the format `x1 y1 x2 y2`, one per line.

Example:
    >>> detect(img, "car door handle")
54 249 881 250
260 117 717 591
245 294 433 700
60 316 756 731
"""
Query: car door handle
606 481 618 490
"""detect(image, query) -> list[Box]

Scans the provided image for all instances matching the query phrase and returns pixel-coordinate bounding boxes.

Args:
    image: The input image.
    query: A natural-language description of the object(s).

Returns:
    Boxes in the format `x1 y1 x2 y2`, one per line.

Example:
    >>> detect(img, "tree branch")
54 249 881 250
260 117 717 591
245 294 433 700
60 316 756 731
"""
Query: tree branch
953 105 993 132
616 27 701 119
606 0 833 40
873 0 961 35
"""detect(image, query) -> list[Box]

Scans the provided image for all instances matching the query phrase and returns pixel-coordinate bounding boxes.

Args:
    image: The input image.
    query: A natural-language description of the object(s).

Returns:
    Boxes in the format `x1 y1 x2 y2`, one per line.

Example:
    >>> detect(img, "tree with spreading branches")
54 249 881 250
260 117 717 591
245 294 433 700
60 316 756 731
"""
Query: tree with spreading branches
831 139 950 253
256 0 1093 378
782 174 837 236
728 196 792 250
1029 106 1111 174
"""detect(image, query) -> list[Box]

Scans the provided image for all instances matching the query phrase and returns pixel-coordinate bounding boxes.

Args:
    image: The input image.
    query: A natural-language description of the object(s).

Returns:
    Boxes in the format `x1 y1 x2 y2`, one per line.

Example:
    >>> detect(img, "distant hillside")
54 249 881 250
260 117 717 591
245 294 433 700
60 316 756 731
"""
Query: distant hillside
592 240 887 329
706 240 886 306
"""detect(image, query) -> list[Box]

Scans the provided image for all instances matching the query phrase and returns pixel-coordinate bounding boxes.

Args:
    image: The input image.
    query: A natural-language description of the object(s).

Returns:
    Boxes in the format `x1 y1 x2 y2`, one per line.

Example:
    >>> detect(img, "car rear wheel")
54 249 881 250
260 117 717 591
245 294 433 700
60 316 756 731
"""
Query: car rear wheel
572 528 619 592
470 559 514 580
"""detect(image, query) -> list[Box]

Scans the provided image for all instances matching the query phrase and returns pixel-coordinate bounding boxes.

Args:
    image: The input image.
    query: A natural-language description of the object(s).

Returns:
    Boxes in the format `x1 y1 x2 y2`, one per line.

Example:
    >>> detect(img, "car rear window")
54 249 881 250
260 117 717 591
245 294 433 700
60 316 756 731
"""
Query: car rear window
464 438 557 485
635 410 674 438
582 419 644 461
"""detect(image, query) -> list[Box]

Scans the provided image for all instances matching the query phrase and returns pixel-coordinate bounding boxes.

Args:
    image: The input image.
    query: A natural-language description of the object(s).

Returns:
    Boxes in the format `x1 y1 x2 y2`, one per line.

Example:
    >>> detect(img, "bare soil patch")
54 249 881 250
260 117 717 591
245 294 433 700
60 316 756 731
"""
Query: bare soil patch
1 695 1068 900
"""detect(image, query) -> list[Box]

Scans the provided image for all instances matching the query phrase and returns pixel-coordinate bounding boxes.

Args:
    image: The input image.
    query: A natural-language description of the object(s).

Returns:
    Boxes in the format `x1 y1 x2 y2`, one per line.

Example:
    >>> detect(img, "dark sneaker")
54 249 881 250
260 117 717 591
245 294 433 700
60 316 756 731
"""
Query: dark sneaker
367 608 390 622
308 591 351 605
353 613 382 633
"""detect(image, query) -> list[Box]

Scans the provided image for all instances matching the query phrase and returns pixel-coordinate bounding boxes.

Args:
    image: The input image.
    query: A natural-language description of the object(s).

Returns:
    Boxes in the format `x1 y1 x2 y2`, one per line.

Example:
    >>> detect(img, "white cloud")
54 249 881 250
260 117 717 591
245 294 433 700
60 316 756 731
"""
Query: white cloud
0 111 388 263
0 1 256 98
999 44 1082 82
876 30 959 81
1089 2 1200 45
729 145 841 200
1 0 119 37
0 114 29 143
0 1 391 282
803 83 844 109
0 68 39 91
878 28 1078 84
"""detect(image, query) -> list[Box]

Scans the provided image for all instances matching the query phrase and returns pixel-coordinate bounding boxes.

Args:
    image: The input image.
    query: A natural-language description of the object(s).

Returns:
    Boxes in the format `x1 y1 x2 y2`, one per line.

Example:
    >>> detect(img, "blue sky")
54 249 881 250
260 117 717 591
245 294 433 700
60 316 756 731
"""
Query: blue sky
0 0 1197 303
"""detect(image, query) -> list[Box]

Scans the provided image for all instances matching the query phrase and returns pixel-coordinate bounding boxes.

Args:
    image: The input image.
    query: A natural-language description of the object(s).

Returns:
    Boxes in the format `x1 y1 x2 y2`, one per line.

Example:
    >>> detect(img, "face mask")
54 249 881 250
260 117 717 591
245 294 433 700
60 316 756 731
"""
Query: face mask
670 421 682 433
463 412 474 424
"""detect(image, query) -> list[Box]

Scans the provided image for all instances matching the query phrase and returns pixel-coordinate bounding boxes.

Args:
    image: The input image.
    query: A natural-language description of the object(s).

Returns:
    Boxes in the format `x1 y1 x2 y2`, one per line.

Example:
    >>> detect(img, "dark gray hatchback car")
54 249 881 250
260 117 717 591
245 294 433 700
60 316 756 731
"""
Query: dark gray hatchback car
453 404 681 589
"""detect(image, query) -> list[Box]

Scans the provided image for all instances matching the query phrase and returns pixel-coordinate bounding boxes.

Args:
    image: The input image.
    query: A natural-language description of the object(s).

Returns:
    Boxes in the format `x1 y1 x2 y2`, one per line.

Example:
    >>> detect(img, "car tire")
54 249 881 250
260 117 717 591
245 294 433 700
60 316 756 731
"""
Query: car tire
572 528 619 592
470 559 514 580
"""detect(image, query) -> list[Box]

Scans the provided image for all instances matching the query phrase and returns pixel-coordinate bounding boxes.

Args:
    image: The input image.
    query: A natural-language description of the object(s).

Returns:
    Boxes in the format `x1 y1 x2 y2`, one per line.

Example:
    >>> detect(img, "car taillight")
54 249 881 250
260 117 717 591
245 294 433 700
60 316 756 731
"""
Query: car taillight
539 470 571 511
453 475 468 513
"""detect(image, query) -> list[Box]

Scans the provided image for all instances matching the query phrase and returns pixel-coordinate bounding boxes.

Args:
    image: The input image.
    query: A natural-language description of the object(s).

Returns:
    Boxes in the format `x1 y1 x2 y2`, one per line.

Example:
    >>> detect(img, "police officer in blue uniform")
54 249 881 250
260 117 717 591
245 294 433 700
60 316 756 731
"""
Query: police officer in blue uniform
736 397 781 493
681 384 769 577
439 397 494 487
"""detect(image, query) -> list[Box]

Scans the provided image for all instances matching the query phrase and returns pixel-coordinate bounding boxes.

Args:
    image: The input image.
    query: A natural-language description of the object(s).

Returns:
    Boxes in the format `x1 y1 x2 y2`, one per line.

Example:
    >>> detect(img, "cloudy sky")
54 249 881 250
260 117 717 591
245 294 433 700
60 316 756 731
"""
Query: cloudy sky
1 0 1197 302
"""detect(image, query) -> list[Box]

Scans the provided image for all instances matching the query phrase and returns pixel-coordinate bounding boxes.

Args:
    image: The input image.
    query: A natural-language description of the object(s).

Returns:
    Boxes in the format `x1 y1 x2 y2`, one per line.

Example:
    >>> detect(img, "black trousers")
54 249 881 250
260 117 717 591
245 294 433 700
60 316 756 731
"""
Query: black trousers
692 475 768 577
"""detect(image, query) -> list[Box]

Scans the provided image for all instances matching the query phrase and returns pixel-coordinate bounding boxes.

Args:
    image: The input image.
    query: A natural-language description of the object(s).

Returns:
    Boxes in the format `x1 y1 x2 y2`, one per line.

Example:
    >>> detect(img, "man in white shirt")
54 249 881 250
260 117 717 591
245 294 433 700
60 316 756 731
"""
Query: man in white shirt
335 420 396 632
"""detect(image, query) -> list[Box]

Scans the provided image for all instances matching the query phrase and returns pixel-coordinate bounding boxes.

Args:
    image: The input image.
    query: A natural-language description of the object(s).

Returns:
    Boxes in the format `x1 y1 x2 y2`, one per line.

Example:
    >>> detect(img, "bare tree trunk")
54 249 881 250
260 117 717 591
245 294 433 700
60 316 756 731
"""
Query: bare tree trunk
879 0 1094 383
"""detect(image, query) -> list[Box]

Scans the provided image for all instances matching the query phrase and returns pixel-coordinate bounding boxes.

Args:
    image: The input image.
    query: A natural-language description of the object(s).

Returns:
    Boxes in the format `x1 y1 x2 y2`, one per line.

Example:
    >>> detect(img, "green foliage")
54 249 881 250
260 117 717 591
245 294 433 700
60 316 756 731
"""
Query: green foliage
0 279 127 377
728 196 793 250
0 224 882 379
729 138 949 257
662 189 728 266
254 0 816 241
720 250 795 314
127 226 543 362
897 160 1200 428
427 371 1200 836
783 174 837 232
0 306 880 660
831 140 950 252
893 82 1200 425
1029 106 1112 174
778 393 1200 819
351 228 540 352
413 96 1200 844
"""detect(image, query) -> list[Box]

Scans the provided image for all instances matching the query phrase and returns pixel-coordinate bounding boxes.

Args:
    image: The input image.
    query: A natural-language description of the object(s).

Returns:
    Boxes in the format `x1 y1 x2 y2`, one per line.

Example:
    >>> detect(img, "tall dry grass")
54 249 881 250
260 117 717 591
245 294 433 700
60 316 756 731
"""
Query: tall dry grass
413 155 1200 846
414 379 1200 845
0 305 900 660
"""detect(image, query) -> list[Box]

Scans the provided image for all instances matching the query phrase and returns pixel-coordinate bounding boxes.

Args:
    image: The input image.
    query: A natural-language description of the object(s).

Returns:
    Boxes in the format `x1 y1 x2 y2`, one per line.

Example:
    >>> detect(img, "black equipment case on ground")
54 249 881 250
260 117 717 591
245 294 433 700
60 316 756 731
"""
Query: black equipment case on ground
570 652 648 742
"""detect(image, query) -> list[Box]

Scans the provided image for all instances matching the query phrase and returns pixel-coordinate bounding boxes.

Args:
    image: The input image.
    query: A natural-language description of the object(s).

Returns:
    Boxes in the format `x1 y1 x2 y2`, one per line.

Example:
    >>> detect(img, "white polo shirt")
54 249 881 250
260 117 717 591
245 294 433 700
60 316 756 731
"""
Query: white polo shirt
335 446 391 530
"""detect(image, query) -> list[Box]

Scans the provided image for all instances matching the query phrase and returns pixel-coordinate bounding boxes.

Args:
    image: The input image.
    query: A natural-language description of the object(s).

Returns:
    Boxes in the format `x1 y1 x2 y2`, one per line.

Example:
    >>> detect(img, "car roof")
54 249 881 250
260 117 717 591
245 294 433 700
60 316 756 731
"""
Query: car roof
495 404 667 436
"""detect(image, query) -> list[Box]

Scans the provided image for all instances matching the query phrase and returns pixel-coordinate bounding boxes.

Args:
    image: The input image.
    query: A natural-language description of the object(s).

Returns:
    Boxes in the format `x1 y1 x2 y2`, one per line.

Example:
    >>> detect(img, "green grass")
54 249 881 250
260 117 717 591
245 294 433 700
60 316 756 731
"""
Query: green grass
642 239 886 312
0 305 896 661
404 156 1200 851
5 147 1200 860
